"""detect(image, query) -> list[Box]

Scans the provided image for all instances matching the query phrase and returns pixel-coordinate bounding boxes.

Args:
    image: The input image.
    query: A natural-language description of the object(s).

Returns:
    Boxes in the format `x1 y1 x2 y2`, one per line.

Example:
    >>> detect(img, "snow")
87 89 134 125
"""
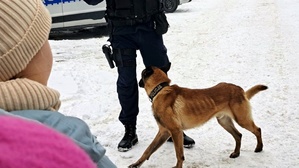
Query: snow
48 0 299 167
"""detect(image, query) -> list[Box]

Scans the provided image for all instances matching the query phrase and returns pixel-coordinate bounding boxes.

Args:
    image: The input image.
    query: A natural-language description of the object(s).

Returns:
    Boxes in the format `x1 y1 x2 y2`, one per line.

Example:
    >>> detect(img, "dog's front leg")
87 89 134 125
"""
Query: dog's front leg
170 130 185 168
128 128 170 168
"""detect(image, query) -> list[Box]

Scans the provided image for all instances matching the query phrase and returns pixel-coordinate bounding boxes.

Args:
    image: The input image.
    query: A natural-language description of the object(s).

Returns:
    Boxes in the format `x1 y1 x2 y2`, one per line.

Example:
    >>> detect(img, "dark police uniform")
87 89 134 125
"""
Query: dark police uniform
84 0 194 151
98 0 170 126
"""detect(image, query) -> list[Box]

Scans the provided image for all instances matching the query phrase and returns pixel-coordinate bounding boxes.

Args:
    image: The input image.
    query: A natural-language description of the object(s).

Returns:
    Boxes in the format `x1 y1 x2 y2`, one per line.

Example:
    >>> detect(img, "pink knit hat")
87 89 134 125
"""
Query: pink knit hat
0 116 97 168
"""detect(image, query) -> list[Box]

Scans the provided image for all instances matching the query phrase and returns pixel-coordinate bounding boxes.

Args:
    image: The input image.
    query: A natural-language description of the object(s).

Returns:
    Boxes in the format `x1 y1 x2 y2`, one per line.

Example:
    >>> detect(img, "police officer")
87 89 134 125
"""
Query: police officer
84 0 195 152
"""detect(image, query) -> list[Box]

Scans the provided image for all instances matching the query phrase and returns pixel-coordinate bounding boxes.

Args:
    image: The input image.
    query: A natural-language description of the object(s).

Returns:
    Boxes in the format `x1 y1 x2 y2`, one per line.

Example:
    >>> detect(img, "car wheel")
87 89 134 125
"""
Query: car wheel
163 0 179 13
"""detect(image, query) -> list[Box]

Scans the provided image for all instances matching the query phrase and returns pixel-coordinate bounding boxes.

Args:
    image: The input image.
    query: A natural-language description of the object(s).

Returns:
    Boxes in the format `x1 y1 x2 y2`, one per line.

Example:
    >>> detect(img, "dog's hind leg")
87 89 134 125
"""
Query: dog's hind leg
237 120 263 153
231 103 263 154
217 115 242 158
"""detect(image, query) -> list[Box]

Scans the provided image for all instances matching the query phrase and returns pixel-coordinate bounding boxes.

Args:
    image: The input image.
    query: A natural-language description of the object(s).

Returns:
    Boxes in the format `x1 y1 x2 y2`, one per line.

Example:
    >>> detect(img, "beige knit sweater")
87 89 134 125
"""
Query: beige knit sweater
0 78 61 111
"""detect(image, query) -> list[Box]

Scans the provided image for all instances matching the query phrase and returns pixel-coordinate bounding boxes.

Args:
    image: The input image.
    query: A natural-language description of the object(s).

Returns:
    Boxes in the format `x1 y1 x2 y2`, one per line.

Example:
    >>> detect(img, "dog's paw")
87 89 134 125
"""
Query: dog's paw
128 163 140 168
229 152 240 158
254 147 263 153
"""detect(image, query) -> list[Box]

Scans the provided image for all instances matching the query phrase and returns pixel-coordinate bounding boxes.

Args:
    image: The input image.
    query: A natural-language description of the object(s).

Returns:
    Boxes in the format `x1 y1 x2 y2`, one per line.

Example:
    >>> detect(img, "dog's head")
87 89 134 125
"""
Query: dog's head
138 65 171 96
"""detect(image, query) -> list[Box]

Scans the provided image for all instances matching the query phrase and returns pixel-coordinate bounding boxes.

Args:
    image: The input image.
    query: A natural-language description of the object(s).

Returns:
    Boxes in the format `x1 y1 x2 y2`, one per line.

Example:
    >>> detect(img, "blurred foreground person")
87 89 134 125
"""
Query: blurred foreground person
0 1 116 167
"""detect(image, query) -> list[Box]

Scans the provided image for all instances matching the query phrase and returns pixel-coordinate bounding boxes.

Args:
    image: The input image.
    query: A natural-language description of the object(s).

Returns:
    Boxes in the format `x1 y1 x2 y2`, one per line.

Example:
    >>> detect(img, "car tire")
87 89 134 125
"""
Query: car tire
163 0 179 13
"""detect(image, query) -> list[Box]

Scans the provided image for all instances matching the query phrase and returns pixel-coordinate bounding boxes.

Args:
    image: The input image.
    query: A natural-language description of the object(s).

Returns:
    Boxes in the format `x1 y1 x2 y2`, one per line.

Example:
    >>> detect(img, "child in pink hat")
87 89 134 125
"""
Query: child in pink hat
0 115 97 168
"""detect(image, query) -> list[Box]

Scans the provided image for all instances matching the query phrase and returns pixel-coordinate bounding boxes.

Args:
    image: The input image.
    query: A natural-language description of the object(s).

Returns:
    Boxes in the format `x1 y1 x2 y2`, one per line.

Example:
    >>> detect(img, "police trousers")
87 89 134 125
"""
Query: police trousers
110 26 170 126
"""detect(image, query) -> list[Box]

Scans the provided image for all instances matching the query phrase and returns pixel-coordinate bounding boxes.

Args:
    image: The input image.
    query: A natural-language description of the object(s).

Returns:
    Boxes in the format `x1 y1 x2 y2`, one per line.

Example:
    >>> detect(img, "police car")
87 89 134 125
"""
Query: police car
43 0 191 30
43 0 106 30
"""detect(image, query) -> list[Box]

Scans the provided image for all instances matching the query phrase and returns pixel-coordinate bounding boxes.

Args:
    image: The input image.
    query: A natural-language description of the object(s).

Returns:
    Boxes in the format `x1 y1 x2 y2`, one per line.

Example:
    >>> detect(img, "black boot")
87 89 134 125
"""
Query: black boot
167 132 195 148
118 125 138 152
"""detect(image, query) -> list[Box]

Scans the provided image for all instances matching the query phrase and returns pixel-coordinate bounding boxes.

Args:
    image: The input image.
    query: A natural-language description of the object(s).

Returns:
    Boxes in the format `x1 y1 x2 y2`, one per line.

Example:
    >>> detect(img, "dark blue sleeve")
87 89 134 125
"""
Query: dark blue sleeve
83 0 104 5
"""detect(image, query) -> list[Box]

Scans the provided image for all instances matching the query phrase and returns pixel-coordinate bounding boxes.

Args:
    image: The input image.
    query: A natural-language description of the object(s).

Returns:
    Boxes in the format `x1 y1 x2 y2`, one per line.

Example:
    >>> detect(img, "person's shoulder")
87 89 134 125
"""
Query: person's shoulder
0 109 10 116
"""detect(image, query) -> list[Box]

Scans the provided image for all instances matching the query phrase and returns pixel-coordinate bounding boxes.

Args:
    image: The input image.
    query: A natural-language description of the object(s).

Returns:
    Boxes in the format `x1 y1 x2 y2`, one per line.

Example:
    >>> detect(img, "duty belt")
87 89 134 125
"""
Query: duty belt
110 17 151 26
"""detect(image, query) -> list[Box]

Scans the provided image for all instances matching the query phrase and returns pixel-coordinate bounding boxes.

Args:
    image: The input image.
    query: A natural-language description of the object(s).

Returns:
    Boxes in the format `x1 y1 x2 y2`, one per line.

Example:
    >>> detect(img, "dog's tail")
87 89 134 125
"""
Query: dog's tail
246 85 268 100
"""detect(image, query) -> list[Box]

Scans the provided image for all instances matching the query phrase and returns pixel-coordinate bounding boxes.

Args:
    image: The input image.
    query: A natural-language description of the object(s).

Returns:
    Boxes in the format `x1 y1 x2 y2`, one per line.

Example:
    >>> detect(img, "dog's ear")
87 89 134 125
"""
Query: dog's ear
160 63 171 74
143 66 154 78
138 79 144 88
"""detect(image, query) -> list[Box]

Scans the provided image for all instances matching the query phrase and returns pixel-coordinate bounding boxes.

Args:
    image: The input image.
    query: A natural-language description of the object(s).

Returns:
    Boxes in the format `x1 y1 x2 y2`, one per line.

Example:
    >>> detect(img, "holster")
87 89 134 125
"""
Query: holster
102 44 136 68
102 44 115 68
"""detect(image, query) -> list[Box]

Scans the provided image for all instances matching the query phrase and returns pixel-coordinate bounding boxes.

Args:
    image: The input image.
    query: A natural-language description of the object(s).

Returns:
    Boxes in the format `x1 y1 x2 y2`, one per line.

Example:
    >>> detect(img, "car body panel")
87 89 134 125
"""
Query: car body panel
43 0 106 29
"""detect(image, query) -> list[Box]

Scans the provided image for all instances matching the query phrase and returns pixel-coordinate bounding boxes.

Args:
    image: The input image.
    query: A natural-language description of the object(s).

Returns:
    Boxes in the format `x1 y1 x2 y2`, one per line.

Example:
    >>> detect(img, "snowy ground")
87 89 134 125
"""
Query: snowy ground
48 0 299 167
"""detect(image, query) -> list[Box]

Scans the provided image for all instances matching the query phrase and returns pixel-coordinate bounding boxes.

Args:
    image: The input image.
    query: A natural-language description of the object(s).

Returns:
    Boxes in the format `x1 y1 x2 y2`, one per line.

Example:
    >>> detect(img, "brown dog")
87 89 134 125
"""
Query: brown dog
129 66 267 168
